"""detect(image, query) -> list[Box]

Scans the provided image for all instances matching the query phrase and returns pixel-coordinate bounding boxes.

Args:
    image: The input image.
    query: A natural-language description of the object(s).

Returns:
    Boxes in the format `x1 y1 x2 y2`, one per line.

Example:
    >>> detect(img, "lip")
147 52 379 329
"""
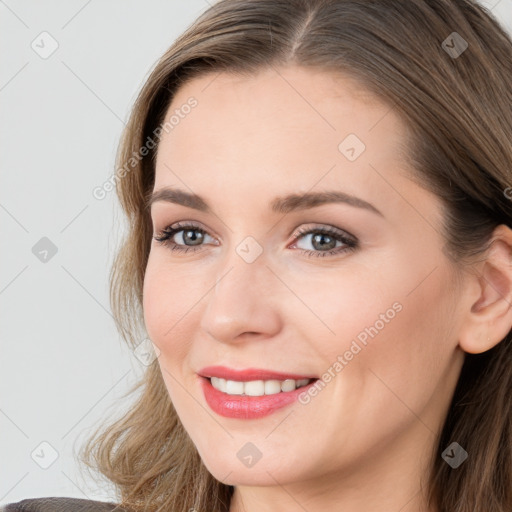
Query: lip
199 375 319 419
198 365 318 382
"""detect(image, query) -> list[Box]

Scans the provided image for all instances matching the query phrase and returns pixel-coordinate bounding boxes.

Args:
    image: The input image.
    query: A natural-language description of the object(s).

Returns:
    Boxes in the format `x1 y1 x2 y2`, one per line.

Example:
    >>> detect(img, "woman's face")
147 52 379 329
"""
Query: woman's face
143 66 467 491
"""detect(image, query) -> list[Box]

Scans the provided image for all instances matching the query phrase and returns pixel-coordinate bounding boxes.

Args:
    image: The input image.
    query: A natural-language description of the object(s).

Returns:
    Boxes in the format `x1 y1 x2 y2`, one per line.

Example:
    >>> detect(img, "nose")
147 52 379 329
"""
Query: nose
199 250 282 344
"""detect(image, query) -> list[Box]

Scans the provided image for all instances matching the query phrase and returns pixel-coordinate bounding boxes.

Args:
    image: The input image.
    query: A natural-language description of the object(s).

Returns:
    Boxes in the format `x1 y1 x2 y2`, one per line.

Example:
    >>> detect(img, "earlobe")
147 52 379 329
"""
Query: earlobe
458 224 512 355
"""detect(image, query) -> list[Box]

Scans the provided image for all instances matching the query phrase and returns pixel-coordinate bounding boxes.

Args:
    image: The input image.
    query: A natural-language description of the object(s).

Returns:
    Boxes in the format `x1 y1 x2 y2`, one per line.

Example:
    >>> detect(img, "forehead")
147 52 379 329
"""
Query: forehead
153 66 417 216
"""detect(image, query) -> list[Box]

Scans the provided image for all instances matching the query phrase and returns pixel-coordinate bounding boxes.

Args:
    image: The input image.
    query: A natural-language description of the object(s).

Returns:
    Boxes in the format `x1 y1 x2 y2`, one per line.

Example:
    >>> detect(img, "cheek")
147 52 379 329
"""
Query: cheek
142 259 164 342
143 258 201 412
142 256 194 363
345 263 456 412
304 265 403 355
314 249 455 384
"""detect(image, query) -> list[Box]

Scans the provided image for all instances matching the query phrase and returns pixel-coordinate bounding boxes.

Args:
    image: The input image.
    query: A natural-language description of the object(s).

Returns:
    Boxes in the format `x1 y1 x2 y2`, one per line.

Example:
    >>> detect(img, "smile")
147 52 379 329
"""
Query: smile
199 375 320 419
210 377 313 396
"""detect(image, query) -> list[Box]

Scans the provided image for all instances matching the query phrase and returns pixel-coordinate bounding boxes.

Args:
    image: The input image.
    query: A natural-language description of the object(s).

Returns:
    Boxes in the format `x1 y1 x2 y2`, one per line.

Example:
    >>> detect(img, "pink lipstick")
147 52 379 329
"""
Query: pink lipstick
198 366 319 419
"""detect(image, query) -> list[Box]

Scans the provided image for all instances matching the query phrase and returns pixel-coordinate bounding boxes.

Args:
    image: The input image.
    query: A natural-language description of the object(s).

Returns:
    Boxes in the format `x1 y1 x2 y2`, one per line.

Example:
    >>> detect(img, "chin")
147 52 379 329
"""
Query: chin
196 442 309 487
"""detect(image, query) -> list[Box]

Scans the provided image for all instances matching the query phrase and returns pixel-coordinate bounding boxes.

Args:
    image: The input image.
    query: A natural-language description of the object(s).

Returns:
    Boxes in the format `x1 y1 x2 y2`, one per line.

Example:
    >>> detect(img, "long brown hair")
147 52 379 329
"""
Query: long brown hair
79 1 512 510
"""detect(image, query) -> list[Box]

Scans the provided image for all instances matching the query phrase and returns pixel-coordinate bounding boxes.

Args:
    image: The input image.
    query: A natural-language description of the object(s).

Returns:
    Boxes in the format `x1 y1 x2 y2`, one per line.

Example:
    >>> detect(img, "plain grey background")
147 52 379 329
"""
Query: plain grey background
1 0 511 505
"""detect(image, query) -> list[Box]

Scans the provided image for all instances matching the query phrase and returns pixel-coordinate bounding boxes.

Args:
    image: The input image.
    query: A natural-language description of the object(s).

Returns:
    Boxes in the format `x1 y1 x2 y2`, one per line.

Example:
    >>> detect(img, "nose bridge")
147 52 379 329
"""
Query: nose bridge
214 233 269 295
199 239 281 341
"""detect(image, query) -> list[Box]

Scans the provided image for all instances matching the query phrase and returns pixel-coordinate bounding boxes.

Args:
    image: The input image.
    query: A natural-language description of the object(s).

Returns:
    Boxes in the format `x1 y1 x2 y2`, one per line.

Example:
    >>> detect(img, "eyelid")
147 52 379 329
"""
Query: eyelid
291 224 356 243
154 220 214 238
154 221 356 244
153 220 359 260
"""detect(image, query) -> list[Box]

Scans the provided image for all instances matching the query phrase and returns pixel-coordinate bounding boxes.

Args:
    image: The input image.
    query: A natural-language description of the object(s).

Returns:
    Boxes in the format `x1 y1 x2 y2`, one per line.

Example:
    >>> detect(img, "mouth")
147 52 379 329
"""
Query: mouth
206 375 316 396
198 374 320 419
197 365 320 418
198 365 318 382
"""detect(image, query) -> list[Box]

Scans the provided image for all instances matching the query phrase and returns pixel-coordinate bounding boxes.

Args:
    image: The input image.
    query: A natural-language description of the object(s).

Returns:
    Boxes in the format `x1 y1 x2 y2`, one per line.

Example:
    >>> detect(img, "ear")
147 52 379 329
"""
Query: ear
458 224 512 354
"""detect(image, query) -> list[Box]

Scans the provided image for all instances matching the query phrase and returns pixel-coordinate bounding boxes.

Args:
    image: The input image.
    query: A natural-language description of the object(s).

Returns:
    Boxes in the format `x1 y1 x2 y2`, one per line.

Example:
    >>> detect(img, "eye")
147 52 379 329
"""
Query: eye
153 222 216 254
290 225 358 258
153 222 358 258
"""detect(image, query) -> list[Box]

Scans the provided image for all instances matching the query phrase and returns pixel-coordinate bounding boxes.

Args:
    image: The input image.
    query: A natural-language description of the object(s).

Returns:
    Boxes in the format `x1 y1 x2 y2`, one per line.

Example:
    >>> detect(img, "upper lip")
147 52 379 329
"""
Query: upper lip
198 365 318 382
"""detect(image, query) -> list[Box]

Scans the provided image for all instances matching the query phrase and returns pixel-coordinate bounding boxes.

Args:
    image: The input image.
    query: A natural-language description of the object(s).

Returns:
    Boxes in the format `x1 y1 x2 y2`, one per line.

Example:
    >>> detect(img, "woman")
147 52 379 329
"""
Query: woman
4 0 511 511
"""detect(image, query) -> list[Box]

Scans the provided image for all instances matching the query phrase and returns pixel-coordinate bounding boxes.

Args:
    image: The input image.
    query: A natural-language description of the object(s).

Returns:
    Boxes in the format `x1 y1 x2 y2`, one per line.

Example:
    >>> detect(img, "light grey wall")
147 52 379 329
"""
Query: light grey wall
1 0 511 505
0 0 209 504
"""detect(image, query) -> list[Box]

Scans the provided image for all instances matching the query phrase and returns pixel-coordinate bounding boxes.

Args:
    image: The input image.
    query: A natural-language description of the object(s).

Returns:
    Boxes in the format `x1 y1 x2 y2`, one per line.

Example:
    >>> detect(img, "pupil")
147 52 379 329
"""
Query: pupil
185 229 203 246
313 233 335 250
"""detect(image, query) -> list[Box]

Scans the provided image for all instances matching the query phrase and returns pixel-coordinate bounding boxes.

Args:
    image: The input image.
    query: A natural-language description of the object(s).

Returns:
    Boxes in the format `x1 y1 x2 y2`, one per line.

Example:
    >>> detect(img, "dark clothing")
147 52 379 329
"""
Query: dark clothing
0 497 127 512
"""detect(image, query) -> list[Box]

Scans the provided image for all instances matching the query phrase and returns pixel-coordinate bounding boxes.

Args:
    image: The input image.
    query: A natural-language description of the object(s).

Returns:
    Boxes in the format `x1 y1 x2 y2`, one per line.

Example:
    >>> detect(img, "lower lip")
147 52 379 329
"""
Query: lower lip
199 376 318 419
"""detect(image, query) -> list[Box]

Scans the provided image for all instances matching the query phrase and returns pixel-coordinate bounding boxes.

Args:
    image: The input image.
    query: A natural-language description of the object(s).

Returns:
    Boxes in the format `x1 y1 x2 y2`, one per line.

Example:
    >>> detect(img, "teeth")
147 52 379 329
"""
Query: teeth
225 379 244 395
264 379 282 395
210 377 312 396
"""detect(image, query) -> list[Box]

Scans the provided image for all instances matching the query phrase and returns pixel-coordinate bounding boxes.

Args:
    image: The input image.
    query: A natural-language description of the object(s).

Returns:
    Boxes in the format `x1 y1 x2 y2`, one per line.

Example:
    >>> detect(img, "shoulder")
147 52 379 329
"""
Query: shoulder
0 496 127 512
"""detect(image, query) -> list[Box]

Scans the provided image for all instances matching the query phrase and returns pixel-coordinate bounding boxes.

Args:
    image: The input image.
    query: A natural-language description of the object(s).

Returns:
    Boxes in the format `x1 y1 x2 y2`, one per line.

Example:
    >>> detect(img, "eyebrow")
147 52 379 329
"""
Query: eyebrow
146 187 384 217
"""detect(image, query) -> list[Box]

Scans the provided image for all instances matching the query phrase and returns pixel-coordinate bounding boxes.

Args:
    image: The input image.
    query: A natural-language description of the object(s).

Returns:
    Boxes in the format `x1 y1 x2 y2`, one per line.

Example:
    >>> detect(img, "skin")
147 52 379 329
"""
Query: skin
142 66 512 512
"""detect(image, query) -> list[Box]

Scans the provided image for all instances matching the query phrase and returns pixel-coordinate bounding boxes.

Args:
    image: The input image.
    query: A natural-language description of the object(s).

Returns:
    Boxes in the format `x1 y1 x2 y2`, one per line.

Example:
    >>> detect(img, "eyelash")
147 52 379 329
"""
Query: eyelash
153 221 358 258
